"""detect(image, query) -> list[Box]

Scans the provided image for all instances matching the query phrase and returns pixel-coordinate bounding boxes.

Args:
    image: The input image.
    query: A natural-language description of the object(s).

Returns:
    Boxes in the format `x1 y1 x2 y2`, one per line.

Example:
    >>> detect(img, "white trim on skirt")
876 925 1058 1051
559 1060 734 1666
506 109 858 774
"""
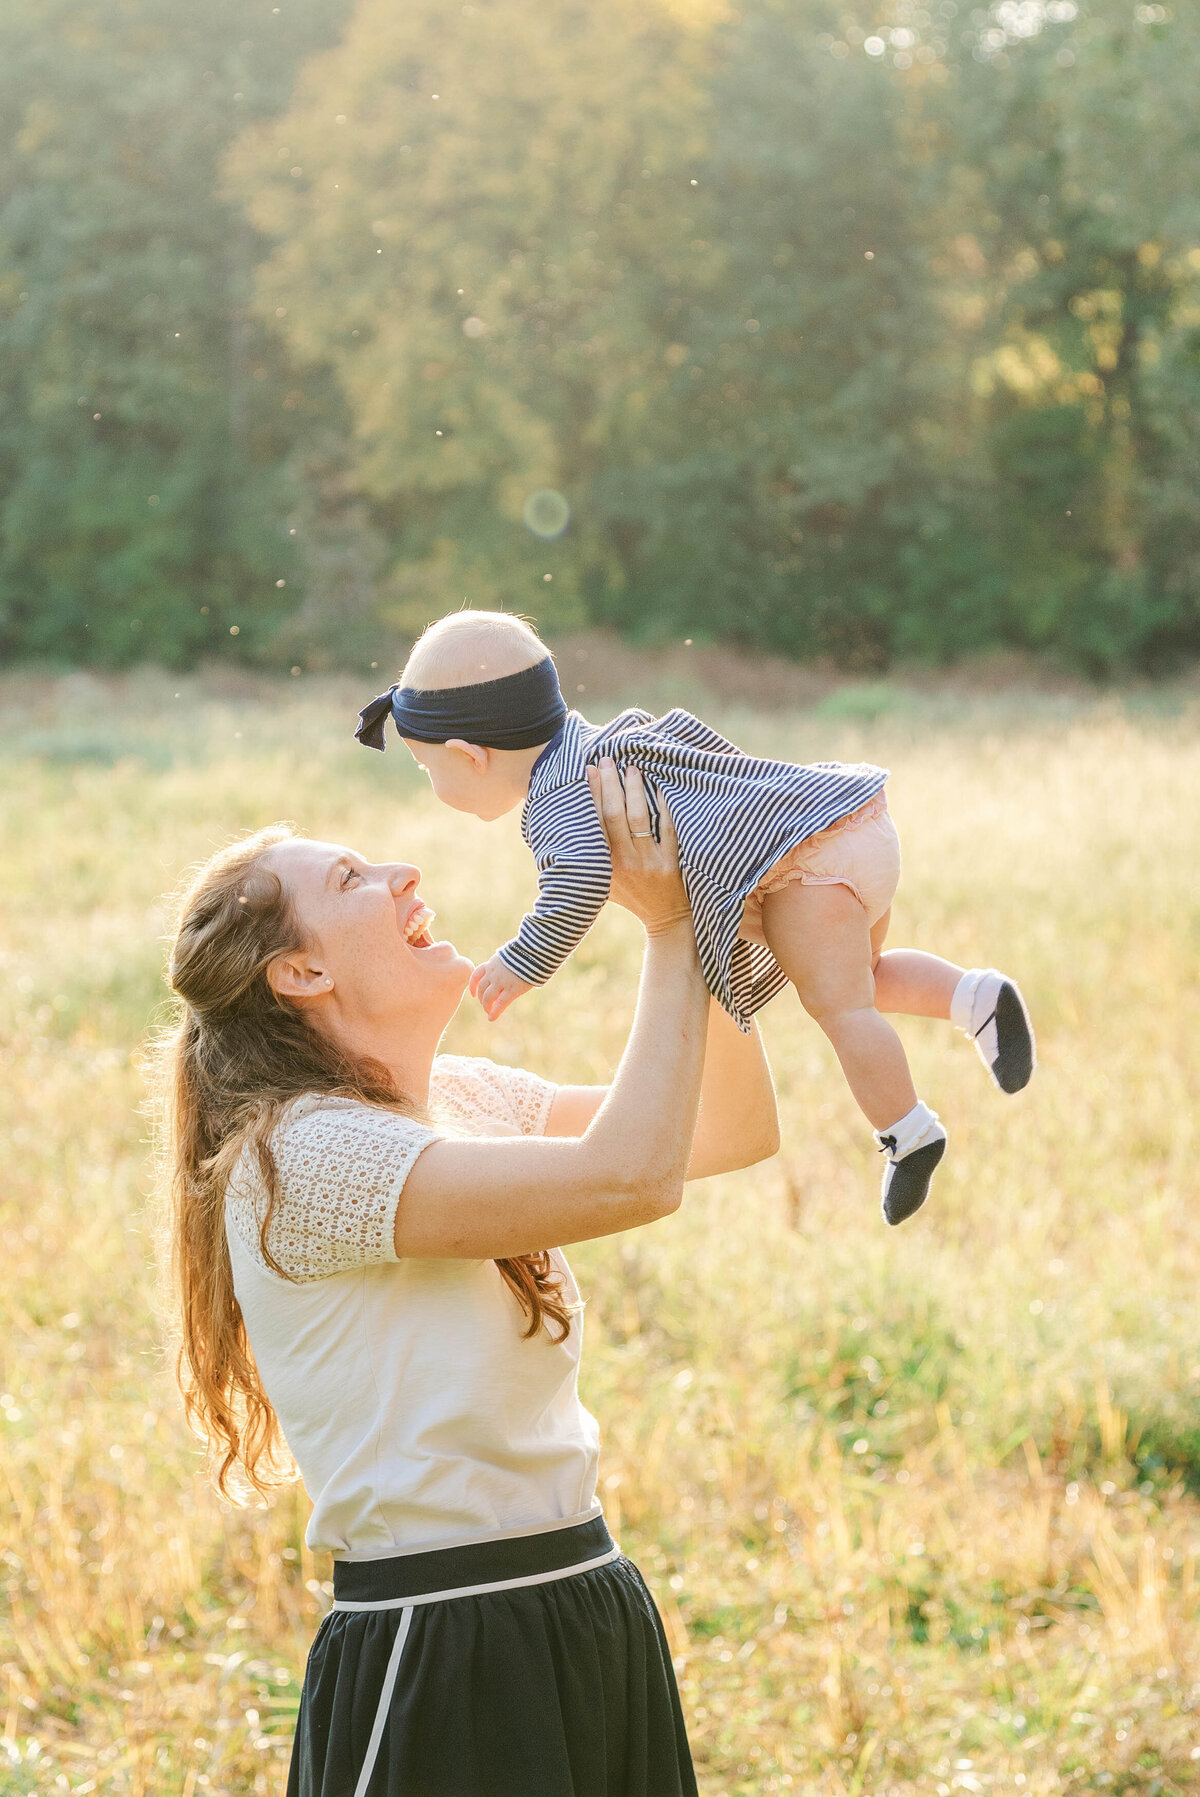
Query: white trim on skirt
332 1542 622 1613
352 1606 413 1797
340 1541 623 1796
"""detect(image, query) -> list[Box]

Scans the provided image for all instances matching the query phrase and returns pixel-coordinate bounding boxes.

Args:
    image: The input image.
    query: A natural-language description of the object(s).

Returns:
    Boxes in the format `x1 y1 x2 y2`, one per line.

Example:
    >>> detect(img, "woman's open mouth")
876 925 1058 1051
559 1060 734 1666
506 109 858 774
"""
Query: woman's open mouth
401 901 437 949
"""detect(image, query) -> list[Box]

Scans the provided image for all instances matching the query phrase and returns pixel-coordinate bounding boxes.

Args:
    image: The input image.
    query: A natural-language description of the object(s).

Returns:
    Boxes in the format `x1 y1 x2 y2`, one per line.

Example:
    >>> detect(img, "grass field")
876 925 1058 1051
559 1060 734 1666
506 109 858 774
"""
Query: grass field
1 663 1199 1794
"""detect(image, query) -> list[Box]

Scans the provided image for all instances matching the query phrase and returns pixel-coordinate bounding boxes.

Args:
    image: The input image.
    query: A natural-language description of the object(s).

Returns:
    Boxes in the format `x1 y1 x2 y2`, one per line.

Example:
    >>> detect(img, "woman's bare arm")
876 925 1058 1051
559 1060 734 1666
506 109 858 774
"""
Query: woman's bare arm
693 1000 780 1173
393 763 710 1259
545 999 779 1179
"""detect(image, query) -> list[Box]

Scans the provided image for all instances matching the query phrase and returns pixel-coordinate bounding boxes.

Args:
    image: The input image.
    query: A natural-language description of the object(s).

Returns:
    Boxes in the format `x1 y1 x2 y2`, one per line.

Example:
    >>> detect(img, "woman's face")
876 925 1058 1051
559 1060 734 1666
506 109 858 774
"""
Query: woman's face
264 838 472 1034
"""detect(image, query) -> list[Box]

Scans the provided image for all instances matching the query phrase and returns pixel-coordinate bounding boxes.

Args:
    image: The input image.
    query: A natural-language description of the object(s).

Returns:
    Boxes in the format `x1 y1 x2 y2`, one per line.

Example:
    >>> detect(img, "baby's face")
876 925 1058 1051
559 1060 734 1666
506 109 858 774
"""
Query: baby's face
402 740 518 822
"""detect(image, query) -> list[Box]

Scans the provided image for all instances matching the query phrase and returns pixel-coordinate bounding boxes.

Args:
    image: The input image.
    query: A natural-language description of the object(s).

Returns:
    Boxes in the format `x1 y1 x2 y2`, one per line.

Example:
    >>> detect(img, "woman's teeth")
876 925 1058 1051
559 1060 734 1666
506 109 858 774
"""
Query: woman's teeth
403 903 436 946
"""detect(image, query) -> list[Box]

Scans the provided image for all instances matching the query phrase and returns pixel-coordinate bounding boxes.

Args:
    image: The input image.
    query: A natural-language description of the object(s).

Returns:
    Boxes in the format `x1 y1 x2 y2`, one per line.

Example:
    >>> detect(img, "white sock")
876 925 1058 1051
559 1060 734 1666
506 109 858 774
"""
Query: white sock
951 968 1003 1037
875 1099 944 1160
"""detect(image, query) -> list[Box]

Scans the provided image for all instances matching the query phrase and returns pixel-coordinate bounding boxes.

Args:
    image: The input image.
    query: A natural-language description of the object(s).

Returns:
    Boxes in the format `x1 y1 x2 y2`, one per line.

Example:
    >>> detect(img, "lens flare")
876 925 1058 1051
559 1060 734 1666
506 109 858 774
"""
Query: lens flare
522 489 570 540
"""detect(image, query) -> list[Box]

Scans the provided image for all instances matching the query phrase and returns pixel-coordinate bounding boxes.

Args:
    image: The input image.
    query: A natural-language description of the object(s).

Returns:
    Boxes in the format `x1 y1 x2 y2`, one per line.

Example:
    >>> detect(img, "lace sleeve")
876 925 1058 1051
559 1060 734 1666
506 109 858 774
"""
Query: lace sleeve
226 1098 439 1282
431 1055 557 1138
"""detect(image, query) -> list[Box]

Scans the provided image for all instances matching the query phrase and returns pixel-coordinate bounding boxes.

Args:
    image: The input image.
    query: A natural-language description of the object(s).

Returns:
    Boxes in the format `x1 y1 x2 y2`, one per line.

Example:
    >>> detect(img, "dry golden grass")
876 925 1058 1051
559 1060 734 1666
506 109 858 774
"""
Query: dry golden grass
1 665 1199 1794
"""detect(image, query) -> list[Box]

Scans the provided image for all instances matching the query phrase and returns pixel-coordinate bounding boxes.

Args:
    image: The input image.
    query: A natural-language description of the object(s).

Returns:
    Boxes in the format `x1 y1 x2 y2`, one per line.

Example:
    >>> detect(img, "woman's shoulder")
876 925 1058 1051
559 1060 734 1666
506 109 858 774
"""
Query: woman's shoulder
431 1054 557 1138
271 1091 435 1155
226 1095 439 1283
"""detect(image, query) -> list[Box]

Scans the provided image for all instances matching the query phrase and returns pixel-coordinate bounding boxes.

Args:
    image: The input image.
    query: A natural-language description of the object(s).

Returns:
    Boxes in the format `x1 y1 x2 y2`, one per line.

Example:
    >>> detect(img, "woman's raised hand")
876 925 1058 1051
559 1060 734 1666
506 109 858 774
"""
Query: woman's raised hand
586 759 691 937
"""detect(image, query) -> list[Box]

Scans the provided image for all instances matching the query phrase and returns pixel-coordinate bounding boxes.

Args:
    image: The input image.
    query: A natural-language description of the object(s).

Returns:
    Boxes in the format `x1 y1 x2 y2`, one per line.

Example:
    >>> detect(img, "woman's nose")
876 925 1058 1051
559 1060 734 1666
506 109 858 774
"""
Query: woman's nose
386 863 422 897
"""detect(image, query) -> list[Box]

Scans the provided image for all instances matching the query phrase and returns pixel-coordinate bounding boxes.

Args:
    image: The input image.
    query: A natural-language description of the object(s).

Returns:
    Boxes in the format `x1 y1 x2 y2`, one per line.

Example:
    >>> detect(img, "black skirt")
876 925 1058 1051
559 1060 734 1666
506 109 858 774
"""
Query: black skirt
287 1513 698 1797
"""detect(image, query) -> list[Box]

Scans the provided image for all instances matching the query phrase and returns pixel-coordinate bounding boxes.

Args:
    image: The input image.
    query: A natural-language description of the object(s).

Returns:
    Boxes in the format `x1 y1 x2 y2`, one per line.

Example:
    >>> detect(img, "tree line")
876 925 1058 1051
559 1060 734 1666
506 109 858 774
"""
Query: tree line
1 0 1197 674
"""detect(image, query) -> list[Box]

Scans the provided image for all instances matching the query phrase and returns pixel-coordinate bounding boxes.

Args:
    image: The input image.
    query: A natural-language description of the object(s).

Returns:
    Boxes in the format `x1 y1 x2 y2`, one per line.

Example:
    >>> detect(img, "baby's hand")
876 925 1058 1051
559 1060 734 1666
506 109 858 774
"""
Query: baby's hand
470 954 533 1022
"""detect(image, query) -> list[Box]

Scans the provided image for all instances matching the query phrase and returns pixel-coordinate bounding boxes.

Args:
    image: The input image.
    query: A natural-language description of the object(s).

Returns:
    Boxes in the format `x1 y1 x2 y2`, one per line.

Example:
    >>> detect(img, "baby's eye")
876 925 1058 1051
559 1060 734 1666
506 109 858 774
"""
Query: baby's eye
340 865 359 889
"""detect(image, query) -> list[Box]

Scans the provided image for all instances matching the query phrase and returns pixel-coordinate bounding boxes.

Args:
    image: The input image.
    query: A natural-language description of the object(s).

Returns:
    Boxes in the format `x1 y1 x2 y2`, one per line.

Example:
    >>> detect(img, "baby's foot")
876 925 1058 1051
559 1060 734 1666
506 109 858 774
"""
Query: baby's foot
875 1102 946 1226
951 969 1036 1094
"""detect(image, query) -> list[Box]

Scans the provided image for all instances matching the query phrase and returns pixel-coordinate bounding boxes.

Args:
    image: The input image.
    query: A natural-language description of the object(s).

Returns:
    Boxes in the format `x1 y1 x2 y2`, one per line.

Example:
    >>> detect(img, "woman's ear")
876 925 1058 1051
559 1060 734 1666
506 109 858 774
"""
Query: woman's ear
443 738 491 775
268 952 332 1002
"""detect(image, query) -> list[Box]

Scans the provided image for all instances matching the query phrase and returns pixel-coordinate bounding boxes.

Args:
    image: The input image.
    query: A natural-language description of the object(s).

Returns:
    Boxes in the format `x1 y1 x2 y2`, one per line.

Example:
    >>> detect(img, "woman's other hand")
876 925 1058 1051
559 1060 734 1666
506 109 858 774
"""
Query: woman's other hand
586 759 691 936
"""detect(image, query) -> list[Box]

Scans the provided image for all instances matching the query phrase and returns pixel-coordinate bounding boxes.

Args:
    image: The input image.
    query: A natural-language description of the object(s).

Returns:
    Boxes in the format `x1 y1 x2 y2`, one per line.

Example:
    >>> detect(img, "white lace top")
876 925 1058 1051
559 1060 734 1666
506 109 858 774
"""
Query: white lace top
225 1055 602 1559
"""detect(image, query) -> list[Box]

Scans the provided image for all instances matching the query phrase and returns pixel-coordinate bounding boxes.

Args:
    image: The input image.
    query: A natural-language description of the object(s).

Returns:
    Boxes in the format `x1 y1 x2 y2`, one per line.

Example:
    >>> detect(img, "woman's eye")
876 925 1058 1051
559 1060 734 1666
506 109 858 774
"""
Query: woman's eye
341 866 359 889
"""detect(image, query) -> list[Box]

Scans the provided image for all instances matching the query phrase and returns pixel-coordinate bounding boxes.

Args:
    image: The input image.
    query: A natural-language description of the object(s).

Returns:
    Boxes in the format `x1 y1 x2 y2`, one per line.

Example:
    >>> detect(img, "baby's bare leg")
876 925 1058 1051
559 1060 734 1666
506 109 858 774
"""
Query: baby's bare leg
868 909 964 1020
761 882 917 1132
870 911 1036 1093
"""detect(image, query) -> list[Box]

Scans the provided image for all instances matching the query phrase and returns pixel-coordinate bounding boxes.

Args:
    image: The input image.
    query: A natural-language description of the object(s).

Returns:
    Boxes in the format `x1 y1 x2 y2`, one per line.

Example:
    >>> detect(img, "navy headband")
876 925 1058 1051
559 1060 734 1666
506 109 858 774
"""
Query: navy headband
355 655 567 753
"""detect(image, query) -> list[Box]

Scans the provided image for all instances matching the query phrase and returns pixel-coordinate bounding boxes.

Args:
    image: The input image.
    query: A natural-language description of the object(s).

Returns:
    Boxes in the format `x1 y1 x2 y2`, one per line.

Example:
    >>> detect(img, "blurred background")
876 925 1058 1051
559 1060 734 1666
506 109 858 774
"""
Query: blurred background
4 6 1200 1793
1 0 1197 680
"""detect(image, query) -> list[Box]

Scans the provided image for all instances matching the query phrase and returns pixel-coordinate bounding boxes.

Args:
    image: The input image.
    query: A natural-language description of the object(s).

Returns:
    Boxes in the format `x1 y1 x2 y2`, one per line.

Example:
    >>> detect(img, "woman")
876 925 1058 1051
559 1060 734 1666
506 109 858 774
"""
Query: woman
160 762 778 1796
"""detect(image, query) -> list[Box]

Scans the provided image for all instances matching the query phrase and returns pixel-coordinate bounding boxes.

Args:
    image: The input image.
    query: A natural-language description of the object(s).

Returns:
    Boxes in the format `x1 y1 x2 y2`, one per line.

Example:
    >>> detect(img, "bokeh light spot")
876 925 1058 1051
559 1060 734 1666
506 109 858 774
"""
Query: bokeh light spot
523 489 571 539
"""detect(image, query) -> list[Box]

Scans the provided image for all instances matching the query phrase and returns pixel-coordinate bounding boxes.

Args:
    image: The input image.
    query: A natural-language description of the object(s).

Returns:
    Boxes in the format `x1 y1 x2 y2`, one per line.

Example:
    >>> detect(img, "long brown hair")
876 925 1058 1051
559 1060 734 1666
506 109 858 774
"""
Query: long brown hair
157 824 570 1498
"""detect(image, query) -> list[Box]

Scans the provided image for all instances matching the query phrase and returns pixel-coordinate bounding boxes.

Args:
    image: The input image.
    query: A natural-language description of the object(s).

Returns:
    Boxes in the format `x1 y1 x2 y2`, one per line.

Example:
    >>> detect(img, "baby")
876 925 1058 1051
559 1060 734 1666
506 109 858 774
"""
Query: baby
356 610 1035 1224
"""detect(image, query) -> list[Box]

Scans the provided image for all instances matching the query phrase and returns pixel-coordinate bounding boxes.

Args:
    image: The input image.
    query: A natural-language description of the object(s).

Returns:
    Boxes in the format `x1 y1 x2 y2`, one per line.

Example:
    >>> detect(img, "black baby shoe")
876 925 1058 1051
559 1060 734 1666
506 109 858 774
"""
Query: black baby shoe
876 1127 947 1225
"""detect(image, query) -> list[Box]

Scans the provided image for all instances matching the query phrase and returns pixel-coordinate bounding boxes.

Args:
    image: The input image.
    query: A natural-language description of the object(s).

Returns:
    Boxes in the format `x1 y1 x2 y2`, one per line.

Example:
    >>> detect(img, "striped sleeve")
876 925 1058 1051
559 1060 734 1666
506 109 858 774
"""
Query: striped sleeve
496 783 612 985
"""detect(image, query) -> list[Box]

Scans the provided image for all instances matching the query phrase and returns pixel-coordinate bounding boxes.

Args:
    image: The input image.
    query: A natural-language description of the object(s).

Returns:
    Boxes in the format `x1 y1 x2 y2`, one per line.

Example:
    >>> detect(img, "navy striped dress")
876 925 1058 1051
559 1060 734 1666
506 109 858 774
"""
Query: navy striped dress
496 709 888 1029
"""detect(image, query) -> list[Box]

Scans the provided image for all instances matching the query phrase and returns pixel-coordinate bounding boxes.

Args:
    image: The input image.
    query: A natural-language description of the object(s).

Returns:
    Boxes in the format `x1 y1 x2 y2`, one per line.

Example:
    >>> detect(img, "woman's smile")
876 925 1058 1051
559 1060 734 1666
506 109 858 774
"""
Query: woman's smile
399 895 437 948
397 892 463 965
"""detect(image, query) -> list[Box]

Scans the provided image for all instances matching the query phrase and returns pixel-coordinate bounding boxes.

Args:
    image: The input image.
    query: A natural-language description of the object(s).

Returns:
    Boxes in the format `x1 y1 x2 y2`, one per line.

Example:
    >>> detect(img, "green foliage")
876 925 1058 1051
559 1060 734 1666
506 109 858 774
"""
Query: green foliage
1 0 1199 670
0 0 347 666
592 0 956 665
230 0 712 640
935 0 1200 669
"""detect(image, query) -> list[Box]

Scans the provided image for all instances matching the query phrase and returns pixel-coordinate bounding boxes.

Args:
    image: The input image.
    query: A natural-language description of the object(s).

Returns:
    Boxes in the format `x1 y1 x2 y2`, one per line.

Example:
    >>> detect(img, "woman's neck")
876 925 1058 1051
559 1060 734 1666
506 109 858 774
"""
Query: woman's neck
329 1007 443 1108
